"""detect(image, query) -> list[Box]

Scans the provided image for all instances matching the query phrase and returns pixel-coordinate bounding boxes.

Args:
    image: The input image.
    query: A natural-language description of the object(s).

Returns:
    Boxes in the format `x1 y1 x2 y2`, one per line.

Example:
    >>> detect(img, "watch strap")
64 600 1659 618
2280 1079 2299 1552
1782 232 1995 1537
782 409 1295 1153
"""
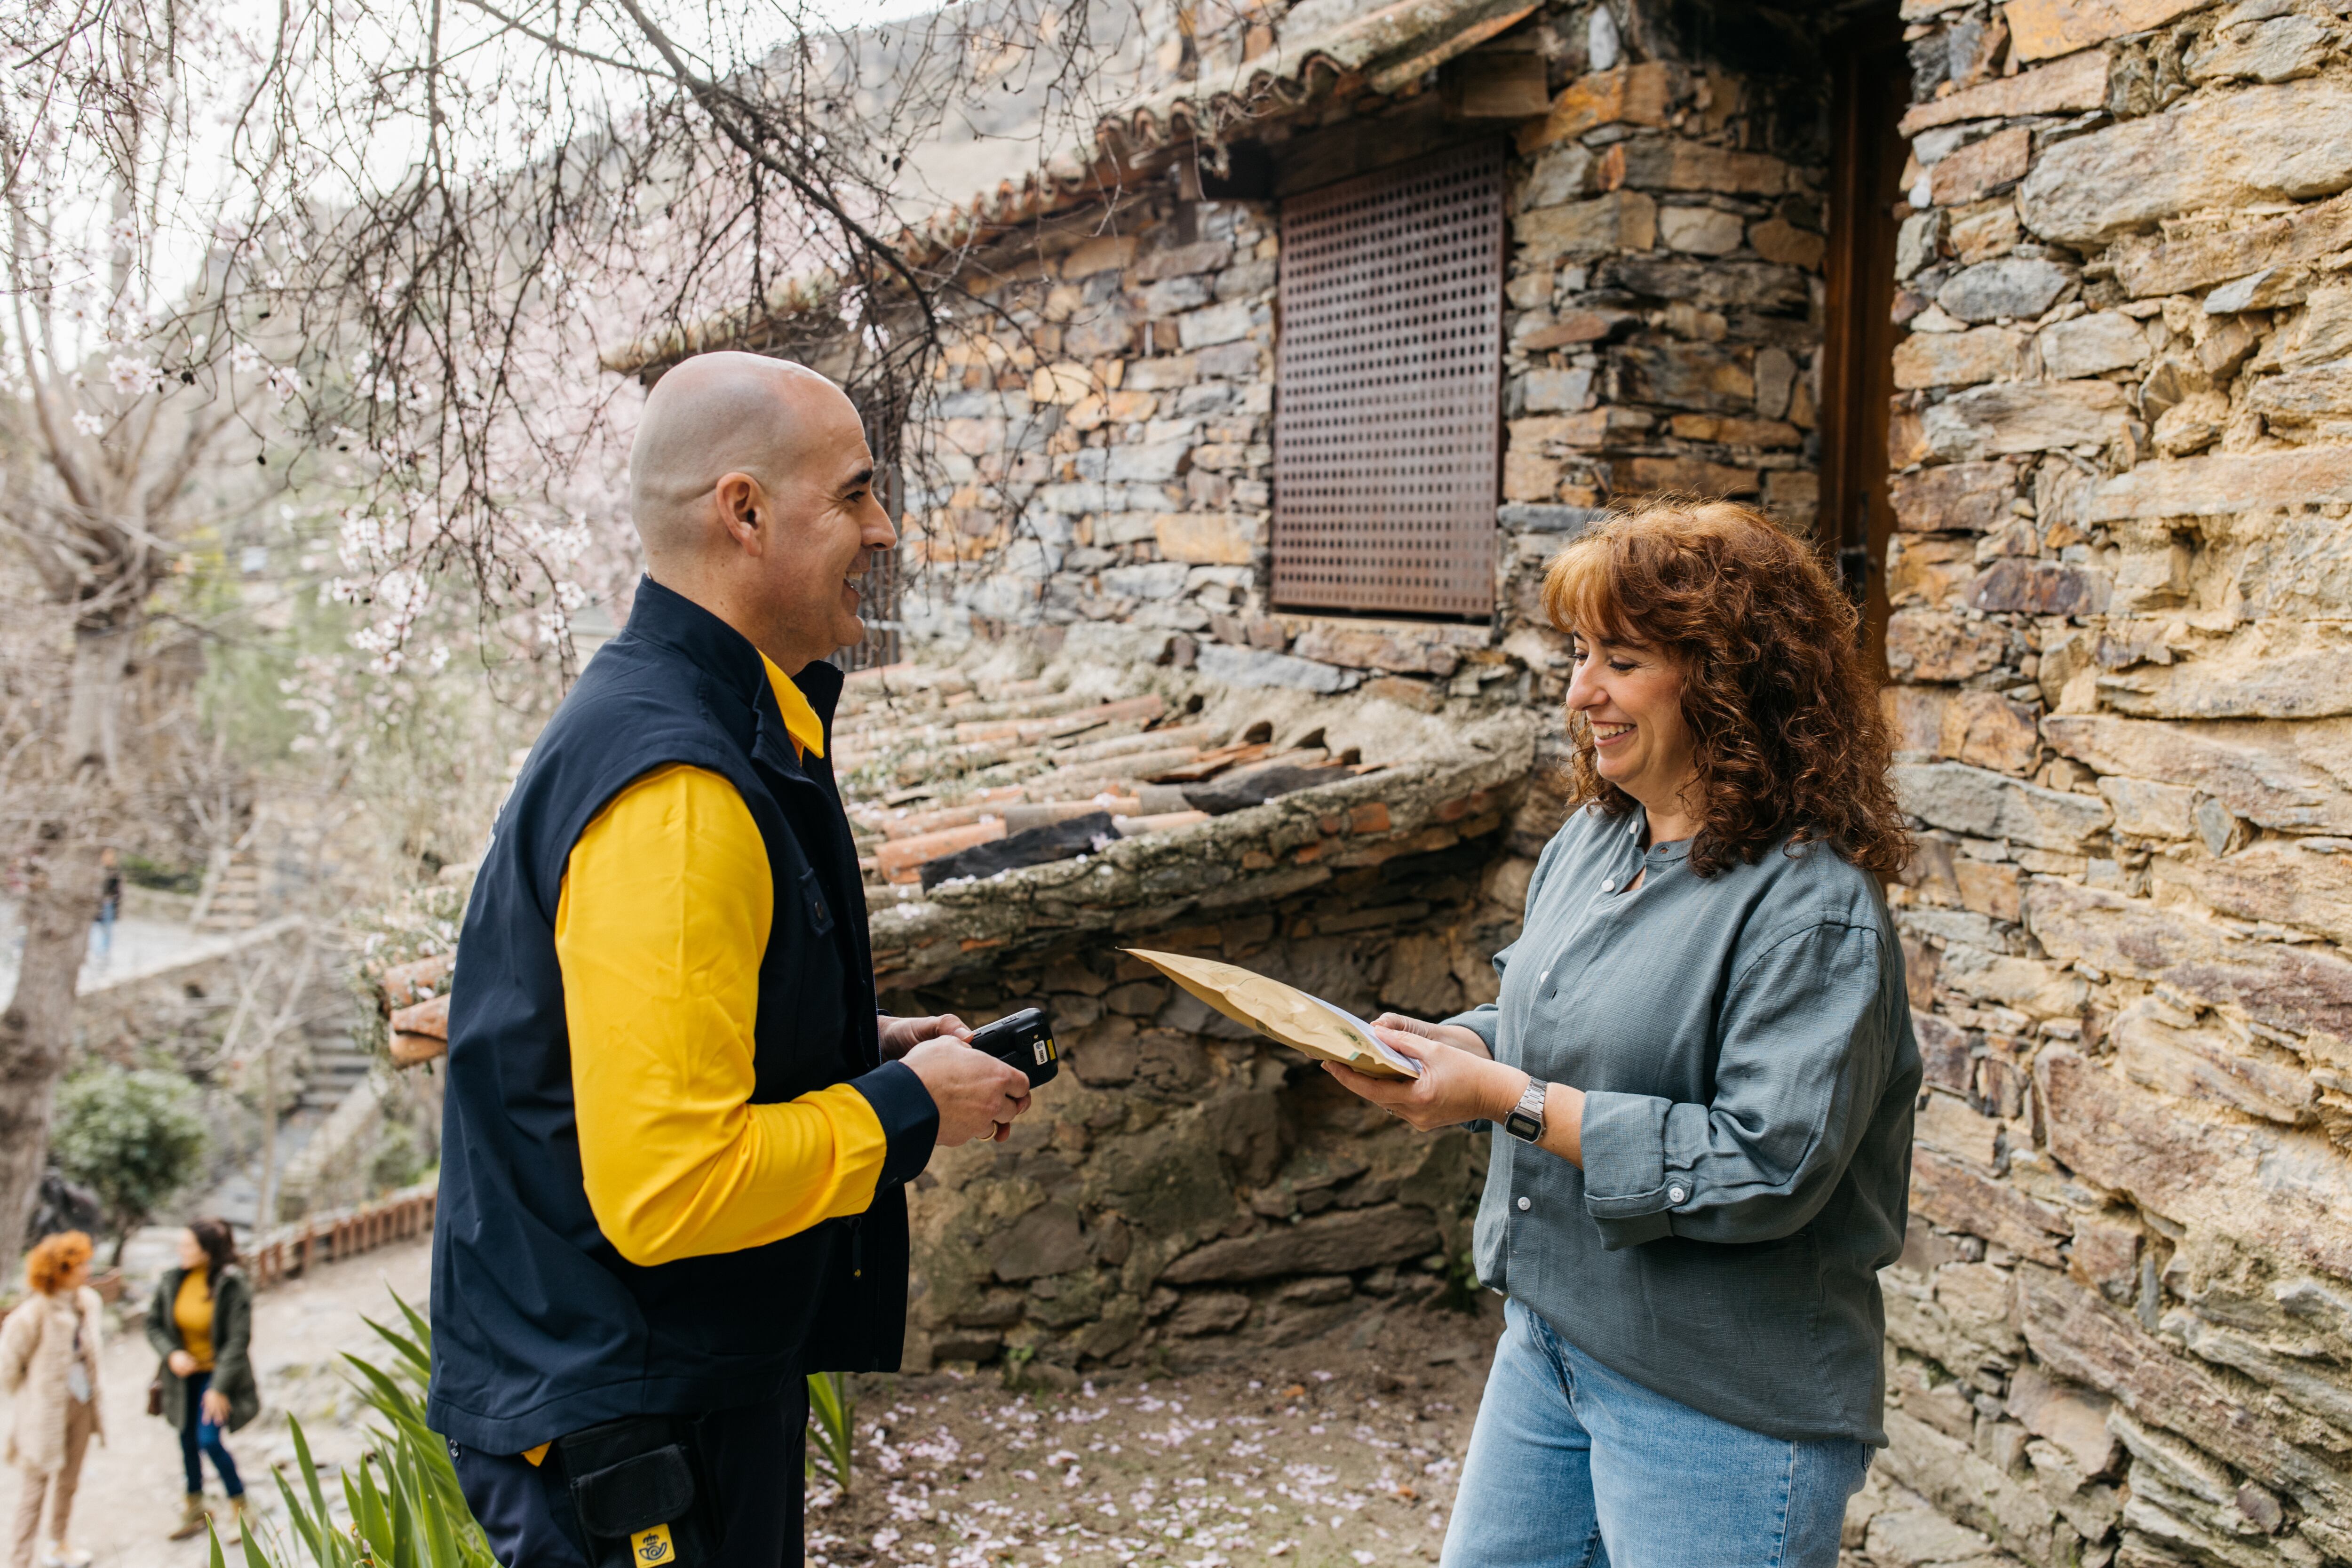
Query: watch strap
1503 1078 1547 1142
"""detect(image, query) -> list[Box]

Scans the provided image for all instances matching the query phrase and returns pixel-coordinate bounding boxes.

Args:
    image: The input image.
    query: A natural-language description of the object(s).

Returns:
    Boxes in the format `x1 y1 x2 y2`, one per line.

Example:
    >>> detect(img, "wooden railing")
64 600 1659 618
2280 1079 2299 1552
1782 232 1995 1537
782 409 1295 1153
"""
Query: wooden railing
246 1184 437 1290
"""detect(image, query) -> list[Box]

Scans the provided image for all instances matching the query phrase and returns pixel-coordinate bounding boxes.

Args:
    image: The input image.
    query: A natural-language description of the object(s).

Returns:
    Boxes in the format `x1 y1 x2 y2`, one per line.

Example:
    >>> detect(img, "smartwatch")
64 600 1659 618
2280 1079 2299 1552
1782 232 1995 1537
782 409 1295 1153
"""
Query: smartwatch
1503 1078 1549 1143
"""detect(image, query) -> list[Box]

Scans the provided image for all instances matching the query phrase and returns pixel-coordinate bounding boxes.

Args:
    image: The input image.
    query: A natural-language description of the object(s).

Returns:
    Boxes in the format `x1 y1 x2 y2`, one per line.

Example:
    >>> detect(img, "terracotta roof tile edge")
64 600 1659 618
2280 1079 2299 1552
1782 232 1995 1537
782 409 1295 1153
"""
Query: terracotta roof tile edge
600 0 1538 376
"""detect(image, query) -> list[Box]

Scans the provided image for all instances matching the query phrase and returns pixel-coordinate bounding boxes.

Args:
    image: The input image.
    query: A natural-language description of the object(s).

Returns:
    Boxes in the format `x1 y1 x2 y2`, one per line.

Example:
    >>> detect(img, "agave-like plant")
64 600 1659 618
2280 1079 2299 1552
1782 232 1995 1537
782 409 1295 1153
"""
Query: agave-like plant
805 1369 855 1494
217 1291 853 1566
212 1292 495 1568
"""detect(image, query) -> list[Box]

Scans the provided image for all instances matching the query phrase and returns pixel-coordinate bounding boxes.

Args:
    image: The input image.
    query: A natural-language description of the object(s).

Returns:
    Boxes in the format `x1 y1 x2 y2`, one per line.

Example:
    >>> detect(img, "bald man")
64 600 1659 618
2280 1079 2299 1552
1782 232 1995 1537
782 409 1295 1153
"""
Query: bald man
428 353 1034 1568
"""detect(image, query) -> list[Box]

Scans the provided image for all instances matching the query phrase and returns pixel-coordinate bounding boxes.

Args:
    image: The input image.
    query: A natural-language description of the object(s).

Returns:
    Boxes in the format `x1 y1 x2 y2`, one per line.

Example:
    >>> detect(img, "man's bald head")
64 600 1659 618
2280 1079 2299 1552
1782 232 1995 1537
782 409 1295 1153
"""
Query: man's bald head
628 351 858 563
625 351 897 674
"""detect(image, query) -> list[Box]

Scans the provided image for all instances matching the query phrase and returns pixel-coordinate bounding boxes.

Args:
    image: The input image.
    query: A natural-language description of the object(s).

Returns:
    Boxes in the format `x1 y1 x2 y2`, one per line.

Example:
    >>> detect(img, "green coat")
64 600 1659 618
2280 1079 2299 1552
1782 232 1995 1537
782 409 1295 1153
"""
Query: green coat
144 1266 259 1433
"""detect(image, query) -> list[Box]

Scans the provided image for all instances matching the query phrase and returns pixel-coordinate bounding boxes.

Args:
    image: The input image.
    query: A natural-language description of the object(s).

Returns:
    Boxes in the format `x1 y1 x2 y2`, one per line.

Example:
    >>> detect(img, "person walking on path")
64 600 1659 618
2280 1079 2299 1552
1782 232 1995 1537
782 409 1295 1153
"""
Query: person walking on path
2 1232 105 1568
1326 498 1921 1568
144 1219 257 1542
88 851 119 966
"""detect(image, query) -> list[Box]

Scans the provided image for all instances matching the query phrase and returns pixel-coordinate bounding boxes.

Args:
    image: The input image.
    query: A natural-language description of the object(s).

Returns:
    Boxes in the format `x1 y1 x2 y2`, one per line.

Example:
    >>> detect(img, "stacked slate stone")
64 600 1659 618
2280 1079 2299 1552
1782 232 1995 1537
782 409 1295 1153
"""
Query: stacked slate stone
832 671 1374 891
1500 58 1829 520
819 656 1551 1378
1866 2 2352 1566
896 200 1279 654
580 0 2351 1550
883 175 1589 712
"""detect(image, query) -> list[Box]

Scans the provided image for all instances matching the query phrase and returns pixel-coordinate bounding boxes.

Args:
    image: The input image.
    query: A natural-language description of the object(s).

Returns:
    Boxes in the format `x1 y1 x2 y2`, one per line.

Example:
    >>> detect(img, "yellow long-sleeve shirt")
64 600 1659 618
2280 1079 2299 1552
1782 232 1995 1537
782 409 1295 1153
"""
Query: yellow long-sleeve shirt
553 654 888 1270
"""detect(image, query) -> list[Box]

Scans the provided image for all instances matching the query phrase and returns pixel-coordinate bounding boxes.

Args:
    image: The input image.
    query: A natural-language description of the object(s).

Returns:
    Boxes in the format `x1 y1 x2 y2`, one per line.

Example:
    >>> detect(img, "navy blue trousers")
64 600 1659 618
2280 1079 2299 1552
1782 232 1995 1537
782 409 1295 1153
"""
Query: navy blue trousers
181 1373 245 1497
449 1384 807 1568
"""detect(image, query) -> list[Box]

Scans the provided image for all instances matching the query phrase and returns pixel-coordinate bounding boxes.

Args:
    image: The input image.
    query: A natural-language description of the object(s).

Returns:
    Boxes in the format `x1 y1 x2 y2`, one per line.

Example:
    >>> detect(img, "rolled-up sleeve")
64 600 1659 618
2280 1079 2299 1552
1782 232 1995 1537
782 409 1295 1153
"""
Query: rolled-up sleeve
1579 918 1894 1250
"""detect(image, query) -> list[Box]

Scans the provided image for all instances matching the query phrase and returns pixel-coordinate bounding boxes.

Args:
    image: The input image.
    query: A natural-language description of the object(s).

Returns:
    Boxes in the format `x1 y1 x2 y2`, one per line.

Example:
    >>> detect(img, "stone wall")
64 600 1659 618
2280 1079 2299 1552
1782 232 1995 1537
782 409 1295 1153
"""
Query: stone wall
684 0 2352 1552
884 798 1535 1375
898 191 1291 671
1501 25 1829 533
1868 2 2352 1564
895 0 1832 712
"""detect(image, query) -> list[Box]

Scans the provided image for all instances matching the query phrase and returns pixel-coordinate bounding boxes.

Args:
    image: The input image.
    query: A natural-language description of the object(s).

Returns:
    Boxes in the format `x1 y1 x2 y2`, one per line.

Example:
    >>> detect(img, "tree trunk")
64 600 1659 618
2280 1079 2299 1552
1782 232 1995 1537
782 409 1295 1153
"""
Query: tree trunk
0 841 100 1278
0 615 135 1282
64 618 134 780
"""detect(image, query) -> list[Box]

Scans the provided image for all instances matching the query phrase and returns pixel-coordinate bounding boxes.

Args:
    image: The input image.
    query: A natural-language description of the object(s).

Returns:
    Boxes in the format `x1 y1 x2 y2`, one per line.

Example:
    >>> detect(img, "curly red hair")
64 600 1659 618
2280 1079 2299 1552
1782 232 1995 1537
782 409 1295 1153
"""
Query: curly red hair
1542 496 1911 880
24 1231 93 1296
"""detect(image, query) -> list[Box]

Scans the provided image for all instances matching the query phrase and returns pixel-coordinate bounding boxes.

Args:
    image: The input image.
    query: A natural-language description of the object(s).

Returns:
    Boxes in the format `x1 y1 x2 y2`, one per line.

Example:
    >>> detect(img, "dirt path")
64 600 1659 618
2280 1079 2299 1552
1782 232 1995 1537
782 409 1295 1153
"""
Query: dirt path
1 1237 432 1568
6 1241 1527 1568
810 1296 1505 1568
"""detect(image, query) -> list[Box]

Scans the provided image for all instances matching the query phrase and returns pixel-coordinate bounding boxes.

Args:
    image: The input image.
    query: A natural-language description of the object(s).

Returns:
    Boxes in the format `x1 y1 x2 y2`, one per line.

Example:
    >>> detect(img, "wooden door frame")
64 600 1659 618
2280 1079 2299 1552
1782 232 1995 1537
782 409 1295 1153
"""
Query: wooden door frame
1819 16 1910 674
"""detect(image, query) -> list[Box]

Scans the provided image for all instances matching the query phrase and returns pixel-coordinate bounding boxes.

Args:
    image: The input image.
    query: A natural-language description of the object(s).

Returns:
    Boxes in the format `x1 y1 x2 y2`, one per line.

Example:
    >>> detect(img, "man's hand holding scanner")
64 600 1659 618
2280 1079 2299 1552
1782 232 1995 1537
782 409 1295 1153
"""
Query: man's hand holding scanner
883 1013 1033 1145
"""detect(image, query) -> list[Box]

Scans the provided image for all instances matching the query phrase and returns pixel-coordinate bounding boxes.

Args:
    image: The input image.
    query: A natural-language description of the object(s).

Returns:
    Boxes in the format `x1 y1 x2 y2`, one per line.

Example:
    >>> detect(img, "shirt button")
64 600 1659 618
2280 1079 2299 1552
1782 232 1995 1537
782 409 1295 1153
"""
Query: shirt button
1516 1196 1532 1212
1601 878 1616 892
1668 1186 1687 1203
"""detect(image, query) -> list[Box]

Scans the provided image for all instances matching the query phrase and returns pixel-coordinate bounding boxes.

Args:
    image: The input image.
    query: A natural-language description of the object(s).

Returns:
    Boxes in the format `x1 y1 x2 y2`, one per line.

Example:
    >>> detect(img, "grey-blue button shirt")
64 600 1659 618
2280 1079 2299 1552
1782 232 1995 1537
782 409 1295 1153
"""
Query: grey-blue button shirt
1445 804 1920 1445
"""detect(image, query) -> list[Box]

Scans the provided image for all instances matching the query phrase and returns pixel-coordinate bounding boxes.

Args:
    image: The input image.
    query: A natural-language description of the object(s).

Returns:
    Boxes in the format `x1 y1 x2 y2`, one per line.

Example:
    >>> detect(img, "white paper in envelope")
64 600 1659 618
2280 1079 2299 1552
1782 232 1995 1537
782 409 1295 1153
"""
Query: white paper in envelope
1122 948 1422 1080
1308 995 1424 1077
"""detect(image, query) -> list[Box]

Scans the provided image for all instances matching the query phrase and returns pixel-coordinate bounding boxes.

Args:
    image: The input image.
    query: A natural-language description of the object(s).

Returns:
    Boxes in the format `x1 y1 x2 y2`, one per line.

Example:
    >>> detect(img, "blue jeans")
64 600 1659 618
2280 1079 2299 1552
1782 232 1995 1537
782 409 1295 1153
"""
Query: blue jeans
180 1372 245 1498
1442 1299 1869 1568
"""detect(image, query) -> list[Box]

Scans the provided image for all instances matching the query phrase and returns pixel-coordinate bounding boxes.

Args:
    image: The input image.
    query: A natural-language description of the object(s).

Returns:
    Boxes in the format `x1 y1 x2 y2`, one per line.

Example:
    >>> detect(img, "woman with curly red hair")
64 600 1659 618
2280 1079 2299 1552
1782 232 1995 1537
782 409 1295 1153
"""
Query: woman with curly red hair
2 1232 105 1568
1328 498 1921 1567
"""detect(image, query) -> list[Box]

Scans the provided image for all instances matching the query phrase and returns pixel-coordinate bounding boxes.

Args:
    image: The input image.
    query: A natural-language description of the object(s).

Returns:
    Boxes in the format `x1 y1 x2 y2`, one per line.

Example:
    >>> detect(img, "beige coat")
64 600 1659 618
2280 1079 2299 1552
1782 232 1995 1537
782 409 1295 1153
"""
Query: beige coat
0 1288 105 1474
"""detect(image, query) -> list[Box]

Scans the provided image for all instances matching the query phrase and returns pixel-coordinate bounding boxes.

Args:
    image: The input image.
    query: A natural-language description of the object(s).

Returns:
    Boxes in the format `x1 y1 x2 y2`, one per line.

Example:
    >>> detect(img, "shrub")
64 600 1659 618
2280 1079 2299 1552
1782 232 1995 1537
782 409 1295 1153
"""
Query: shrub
122 852 204 894
366 1124 429 1195
49 1067 208 1261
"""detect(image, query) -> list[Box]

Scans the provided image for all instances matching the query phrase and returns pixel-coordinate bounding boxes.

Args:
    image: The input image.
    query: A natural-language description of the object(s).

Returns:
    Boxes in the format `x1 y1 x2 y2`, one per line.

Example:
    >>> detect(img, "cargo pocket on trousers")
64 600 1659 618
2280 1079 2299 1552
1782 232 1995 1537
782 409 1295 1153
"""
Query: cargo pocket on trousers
568 1441 706 1568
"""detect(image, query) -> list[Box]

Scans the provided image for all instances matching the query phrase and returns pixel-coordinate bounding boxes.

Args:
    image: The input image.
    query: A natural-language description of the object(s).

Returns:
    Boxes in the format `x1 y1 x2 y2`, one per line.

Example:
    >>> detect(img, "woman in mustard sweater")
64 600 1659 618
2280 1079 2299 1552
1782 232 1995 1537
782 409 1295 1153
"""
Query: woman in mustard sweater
143 1219 257 1541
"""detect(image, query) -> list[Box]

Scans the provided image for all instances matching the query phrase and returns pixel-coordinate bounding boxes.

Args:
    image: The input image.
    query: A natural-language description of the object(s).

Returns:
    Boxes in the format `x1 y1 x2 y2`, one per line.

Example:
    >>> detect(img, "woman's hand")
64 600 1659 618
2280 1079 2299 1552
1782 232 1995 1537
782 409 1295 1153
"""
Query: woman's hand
201 1386 230 1425
1369 1013 1493 1059
1324 1026 1526 1133
167 1349 197 1377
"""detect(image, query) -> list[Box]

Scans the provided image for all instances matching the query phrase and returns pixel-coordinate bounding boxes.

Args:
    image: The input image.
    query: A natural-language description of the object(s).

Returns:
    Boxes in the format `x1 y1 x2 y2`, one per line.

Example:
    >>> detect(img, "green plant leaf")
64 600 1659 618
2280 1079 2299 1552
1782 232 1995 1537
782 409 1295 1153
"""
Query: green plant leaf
805 1370 855 1492
241 1510 277 1568
389 1292 433 1353
358 1313 432 1380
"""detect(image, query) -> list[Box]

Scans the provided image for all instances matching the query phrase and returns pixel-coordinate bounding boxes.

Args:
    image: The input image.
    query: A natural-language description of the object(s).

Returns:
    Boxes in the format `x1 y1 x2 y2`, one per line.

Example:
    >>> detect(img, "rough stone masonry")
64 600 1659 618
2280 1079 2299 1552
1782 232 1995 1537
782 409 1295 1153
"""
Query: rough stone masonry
1870 0 2352 1564
596 0 2352 1560
888 4 1831 692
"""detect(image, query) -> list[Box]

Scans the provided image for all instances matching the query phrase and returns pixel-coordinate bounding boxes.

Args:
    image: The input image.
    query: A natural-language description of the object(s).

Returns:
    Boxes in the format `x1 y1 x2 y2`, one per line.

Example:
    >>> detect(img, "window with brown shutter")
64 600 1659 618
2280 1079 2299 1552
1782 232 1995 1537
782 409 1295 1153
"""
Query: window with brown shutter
1272 141 1506 620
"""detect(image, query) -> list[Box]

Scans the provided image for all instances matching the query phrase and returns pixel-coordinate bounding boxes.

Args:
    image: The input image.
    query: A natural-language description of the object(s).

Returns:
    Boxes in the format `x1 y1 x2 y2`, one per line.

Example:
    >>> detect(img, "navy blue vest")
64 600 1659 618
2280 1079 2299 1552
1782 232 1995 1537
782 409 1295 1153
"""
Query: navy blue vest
426 577 937 1454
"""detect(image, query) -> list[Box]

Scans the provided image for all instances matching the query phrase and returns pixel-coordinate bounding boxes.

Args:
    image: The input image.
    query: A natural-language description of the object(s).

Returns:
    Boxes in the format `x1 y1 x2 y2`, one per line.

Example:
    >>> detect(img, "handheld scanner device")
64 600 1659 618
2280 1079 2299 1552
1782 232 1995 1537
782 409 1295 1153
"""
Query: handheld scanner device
969 1006 1059 1088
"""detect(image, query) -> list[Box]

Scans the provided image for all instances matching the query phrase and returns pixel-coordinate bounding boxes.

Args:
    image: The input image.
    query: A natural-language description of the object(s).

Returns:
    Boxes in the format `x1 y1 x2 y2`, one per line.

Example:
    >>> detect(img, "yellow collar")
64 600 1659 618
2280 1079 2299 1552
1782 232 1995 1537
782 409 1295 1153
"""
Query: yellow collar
759 653 826 762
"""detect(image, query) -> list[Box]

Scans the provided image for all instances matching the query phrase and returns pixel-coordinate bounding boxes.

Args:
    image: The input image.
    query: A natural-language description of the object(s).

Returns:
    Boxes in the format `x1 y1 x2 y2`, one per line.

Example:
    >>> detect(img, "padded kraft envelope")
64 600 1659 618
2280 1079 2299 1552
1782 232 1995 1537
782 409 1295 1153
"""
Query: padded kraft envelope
1122 949 1422 1081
